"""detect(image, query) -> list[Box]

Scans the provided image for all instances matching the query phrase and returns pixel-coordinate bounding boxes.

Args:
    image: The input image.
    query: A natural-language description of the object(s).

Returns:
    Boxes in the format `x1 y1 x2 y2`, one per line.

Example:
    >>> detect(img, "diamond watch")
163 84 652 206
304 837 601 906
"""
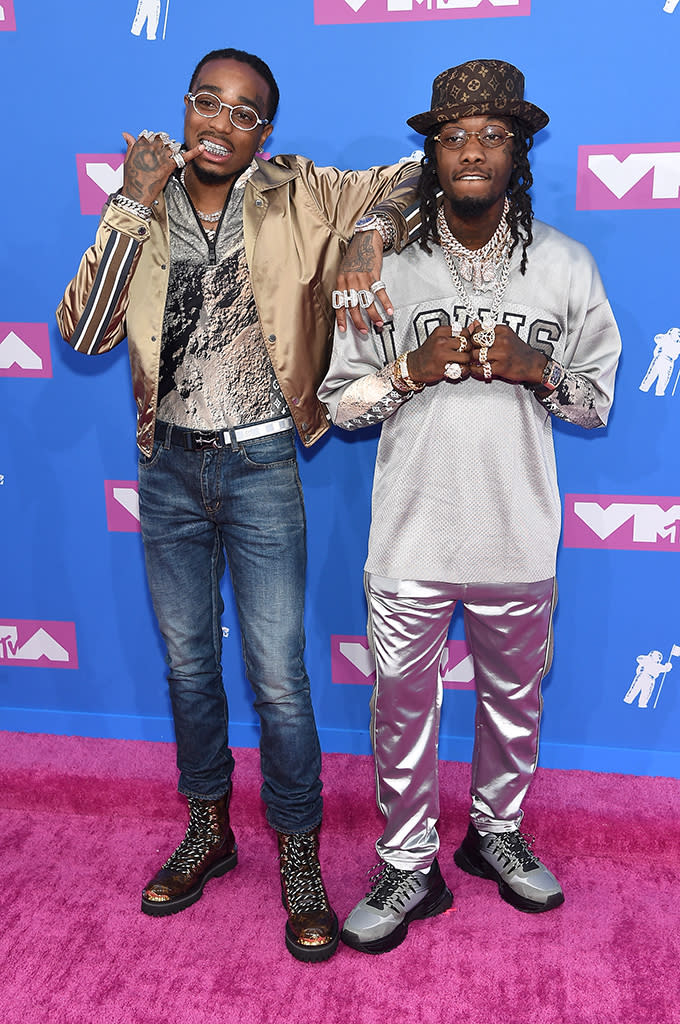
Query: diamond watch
540 358 566 391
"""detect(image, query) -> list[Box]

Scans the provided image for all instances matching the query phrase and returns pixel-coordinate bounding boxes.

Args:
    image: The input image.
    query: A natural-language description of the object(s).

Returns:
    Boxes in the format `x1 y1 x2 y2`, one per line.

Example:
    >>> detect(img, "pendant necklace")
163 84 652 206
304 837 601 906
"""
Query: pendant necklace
437 203 511 333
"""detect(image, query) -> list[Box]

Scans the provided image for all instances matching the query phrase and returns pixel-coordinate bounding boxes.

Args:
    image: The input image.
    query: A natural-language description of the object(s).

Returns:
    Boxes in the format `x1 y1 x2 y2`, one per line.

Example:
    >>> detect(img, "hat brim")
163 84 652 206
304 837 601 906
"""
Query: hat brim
407 99 549 137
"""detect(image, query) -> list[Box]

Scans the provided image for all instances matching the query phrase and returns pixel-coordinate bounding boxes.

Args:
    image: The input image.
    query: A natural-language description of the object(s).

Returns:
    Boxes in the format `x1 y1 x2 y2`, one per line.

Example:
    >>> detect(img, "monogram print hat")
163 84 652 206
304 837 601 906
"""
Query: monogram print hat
407 59 549 136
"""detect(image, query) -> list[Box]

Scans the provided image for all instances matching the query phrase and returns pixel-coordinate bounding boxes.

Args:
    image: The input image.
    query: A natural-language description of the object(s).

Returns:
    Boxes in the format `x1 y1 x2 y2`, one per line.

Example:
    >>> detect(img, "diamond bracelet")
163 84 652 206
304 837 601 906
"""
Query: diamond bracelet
112 193 153 222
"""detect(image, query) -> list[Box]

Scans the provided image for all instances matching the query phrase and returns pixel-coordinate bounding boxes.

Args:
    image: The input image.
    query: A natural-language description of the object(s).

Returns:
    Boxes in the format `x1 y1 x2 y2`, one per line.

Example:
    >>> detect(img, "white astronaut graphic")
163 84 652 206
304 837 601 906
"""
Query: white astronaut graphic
131 0 167 40
663 0 679 13
0 5 5 21
639 327 680 396
624 648 677 708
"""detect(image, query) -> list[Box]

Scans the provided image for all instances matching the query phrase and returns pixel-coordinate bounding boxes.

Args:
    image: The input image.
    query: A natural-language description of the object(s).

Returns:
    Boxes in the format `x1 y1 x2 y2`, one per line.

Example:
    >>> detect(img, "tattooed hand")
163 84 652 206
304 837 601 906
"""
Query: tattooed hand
120 132 204 207
335 231 394 335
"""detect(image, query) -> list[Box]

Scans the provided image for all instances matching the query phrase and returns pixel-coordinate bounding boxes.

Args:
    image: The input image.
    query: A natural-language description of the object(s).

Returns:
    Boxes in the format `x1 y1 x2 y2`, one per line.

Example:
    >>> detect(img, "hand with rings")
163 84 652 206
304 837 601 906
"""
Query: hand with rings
468 318 551 385
406 322 472 385
120 129 205 208
335 235 394 335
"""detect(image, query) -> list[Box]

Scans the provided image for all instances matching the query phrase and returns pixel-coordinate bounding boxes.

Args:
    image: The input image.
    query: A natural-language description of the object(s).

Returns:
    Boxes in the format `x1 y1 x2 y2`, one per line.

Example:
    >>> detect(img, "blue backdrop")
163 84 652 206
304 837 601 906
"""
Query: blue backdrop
2 0 679 777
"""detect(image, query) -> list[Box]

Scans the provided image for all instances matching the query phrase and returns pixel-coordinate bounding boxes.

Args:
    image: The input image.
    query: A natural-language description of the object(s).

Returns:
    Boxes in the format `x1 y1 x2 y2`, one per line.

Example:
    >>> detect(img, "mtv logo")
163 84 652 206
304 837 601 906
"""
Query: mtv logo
314 0 528 25
105 480 141 532
76 154 125 215
564 494 680 551
331 635 376 685
0 619 78 669
0 323 52 378
576 144 680 210
0 1 17 30
440 639 475 690
330 634 475 688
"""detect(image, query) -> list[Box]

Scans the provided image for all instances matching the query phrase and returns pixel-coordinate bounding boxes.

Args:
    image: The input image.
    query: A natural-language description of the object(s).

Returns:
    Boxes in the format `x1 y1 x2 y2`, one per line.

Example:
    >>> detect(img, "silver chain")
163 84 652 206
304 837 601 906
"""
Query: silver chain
437 205 511 331
180 168 224 222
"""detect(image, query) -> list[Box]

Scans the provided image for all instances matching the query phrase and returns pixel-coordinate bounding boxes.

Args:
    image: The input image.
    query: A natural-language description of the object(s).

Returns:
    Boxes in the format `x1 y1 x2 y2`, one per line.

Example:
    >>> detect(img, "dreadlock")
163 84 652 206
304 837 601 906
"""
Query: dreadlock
416 118 535 275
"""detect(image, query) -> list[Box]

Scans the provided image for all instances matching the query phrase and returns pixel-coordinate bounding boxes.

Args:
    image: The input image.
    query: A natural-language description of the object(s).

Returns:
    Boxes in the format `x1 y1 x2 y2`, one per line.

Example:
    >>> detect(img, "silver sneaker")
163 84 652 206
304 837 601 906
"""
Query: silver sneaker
341 857 453 954
454 823 564 913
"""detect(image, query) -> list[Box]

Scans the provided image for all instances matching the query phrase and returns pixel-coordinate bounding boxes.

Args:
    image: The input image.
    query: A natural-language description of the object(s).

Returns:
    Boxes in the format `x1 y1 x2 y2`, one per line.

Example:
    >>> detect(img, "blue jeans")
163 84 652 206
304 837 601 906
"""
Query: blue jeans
137 426 322 834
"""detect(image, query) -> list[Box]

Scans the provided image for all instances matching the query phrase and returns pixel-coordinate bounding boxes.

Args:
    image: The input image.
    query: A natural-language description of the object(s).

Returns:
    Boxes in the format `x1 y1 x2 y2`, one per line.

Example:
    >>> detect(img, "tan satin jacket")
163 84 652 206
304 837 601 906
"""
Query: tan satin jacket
56 154 419 455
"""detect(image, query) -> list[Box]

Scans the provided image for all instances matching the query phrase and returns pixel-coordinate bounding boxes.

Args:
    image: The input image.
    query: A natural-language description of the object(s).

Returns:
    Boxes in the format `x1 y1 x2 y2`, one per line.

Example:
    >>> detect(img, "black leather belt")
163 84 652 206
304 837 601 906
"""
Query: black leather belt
156 417 294 451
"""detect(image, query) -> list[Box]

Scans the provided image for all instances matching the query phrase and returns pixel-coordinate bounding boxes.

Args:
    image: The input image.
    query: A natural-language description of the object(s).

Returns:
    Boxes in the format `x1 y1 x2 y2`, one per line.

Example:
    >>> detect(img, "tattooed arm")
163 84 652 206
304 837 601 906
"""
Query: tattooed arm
56 131 205 354
334 230 389 335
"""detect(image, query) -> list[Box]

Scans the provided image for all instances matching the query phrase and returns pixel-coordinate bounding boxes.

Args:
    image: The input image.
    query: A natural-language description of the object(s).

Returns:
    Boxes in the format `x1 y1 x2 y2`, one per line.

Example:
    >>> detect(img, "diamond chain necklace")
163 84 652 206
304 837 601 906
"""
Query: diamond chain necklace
437 204 511 331
180 168 223 223
437 197 510 291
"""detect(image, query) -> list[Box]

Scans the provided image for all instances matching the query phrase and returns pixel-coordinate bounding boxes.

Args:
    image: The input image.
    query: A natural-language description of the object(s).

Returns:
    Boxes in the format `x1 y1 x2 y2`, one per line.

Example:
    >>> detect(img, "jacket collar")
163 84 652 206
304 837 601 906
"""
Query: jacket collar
249 154 299 191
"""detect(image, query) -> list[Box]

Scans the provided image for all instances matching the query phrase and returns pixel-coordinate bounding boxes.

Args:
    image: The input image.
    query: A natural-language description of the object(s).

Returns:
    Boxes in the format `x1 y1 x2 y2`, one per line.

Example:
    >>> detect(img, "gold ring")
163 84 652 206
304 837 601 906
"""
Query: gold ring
478 346 489 364
474 328 495 348
483 362 493 381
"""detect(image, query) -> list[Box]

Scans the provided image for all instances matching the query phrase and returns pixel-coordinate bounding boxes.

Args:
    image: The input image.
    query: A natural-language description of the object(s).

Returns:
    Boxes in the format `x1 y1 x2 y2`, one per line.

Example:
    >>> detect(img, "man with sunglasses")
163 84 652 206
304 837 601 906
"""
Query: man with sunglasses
57 47 418 962
320 60 621 954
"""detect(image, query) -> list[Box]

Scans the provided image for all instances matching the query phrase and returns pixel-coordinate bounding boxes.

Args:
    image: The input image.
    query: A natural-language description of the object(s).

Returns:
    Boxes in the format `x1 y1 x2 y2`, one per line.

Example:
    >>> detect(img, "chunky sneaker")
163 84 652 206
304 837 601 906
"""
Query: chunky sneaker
141 790 237 917
341 858 453 955
453 822 564 913
277 828 339 963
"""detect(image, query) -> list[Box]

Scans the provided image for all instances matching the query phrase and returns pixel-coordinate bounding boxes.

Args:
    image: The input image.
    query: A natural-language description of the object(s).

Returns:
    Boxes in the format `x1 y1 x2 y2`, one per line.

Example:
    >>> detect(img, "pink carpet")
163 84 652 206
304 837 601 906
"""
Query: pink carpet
1 731 679 1024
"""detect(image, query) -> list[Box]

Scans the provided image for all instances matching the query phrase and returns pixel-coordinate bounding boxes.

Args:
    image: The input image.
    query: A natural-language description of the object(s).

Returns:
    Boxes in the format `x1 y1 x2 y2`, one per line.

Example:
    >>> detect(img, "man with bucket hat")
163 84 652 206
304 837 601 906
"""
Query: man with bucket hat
320 60 621 954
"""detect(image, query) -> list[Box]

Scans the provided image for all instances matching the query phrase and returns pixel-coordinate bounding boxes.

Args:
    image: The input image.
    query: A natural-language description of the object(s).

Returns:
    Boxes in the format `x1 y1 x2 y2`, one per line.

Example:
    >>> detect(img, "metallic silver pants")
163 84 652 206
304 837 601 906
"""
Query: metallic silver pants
365 573 557 871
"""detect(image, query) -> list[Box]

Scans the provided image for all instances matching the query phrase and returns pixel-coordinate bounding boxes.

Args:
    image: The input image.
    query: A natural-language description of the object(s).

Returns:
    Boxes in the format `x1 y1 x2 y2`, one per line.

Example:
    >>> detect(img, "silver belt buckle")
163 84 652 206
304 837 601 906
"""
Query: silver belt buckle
193 430 221 450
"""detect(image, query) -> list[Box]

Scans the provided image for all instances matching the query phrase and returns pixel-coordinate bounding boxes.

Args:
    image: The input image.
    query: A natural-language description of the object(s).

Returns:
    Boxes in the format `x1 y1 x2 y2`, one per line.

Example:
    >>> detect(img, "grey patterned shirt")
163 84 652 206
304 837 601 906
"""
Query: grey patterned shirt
157 165 288 430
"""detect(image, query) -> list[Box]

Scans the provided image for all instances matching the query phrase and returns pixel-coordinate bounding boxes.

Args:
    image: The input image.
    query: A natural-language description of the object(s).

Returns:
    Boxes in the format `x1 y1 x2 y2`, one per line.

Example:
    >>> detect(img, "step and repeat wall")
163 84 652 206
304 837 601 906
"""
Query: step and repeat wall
2 1 679 777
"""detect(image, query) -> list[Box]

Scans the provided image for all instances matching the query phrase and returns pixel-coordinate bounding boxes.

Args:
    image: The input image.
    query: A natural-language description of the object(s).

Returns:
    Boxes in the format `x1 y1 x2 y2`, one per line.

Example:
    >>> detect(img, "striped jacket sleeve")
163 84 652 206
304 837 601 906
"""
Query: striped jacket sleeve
56 201 149 355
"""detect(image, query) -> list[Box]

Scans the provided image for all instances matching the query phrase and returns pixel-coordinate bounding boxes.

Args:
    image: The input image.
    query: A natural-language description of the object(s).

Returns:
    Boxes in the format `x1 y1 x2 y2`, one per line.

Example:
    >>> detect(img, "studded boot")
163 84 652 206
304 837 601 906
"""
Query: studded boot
141 787 237 917
277 827 339 962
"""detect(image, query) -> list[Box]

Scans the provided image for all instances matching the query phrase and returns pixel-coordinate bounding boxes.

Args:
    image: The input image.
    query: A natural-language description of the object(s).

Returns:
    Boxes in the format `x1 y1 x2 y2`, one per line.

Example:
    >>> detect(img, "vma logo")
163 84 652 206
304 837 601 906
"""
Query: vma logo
330 635 475 689
315 0 529 25
576 143 680 210
105 481 140 532
0 1 16 30
0 620 79 669
564 495 680 551
76 155 125 215
0 323 52 378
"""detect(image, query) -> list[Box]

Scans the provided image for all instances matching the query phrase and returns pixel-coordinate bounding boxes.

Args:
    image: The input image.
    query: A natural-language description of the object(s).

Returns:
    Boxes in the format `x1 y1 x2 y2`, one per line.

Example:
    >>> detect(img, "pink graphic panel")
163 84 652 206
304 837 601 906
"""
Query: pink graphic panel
331 635 375 685
331 635 475 689
105 481 141 532
0 1 16 31
76 154 125 215
0 323 52 378
576 143 680 210
440 639 475 690
0 620 79 669
564 494 680 552
315 0 529 25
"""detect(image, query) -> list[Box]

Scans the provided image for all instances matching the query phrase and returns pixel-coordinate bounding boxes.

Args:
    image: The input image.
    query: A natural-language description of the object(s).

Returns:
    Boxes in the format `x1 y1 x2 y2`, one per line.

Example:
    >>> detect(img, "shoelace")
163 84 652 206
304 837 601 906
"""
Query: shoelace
365 863 420 911
163 799 220 873
487 831 539 872
280 834 328 914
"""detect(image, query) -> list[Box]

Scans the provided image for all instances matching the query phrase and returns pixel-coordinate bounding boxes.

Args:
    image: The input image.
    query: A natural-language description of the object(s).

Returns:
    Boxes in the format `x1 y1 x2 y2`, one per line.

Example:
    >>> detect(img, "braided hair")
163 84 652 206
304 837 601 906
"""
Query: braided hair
417 118 535 275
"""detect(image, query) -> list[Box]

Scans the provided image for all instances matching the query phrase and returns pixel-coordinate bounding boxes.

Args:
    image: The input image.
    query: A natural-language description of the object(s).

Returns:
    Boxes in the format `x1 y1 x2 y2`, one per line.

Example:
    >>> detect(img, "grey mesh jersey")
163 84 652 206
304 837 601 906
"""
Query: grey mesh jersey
319 220 621 585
